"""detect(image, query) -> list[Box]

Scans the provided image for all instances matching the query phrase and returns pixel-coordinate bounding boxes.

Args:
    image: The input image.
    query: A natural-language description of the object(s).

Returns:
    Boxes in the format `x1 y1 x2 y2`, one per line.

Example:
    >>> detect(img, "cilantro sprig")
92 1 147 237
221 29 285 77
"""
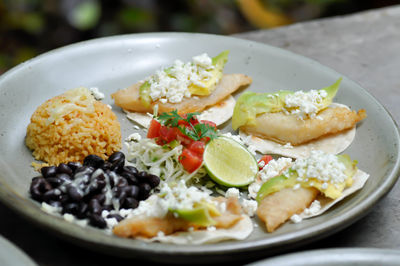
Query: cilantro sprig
157 110 218 141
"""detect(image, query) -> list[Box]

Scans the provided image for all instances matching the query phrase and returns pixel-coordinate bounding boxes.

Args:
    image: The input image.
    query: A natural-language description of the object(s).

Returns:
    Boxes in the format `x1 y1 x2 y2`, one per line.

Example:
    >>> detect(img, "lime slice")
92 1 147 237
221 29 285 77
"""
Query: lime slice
203 136 258 187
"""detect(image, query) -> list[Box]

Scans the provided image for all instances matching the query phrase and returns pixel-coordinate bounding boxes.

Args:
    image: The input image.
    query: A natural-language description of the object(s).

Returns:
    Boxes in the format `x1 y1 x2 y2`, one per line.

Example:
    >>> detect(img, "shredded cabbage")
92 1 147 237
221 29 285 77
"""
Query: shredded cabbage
125 138 207 184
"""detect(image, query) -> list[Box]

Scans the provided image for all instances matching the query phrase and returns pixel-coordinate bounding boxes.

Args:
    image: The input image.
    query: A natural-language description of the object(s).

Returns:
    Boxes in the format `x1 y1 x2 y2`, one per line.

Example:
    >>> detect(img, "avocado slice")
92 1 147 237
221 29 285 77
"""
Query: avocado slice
139 81 151 107
256 171 297 203
256 152 358 202
231 78 342 130
170 202 220 227
188 50 229 96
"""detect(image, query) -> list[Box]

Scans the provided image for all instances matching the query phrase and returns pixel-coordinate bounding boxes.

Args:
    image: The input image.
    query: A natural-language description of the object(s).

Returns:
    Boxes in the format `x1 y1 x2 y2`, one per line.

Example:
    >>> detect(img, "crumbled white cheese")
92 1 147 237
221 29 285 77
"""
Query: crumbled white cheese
259 157 293 182
146 53 215 104
293 183 301 190
283 89 328 119
303 200 321 216
106 104 112 109
157 231 165 237
63 213 75 223
287 150 347 186
248 182 261 199
225 188 240 198
125 181 213 219
41 202 62 214
241 199 258 217
258 160 266 169
282 142 293 149
290 214 303 223
207 226 216 232
221 132 257 156
89 87 105 101
125 133 142 142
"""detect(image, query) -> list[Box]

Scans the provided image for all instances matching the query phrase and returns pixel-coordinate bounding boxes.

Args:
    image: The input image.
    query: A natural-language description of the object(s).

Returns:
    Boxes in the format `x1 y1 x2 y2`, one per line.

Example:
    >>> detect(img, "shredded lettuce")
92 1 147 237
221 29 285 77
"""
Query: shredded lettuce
125 138 207 184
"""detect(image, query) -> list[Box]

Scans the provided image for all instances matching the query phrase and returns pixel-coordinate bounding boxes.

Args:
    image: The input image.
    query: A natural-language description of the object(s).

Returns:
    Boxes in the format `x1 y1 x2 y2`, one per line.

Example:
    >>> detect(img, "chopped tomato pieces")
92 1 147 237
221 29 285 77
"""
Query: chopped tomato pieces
187 141 205 156
147 119 161 139
179 148 202 173
159 126 177 144
258 155 273 170
200 120 217 130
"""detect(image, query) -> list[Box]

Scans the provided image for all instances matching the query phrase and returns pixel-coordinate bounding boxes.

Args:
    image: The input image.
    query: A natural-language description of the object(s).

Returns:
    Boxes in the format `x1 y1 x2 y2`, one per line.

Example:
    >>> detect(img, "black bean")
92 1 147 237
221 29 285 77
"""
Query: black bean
137 171 149 183
116 178 128 188
43 189 61 202
108 152 125 164
67 162 82 173
67 186 83 202
30 177 47 201
123 166 138 176
89 199 102 215
120 171 138 185
63 203 79 215
56 173 72 184
103 204 113 211
46 177 62 188
123 185 139 199
41 166 57 179
139 183 151 200
89 214 107 229
92 193 106 205
106 214 123 222
122 197 139 209
146 174 160 188
111 159 124 173
76 202 88 219
59 194 70 204
101 161 112 170
83 155 104 169
57 163 73 176
75 166 95 177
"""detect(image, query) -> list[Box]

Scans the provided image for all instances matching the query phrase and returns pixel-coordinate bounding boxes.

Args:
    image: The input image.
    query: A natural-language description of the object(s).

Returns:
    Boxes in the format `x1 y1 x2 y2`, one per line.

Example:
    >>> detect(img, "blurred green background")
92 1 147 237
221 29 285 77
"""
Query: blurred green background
1 0 398 74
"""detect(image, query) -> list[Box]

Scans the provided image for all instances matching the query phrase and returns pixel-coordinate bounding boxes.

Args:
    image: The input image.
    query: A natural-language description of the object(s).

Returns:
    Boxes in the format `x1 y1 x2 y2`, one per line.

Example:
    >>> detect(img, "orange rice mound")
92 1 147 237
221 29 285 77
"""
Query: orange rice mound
26 87 122 165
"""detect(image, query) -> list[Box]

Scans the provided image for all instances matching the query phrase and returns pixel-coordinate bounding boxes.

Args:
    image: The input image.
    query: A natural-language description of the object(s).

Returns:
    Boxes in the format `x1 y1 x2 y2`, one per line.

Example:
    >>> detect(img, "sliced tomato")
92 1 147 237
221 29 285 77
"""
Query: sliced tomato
200 120 217 130
258 155 273 170
187 141 205 156
147 119 161 139
178 114 199 127
179 148 202 173
176 128 194 146
159 126 177 144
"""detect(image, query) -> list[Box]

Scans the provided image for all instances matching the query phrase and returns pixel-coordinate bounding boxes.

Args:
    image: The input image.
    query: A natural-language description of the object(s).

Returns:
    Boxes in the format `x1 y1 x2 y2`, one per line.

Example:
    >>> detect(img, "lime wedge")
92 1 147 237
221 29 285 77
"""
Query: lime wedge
203 136 258 187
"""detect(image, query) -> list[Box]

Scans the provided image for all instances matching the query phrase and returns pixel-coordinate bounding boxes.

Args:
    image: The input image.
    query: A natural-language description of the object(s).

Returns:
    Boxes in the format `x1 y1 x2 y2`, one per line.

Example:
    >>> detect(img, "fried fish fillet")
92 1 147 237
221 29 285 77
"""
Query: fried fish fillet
113 197 243 238
257 187 319 233
242 107 366 146
111 74 252 114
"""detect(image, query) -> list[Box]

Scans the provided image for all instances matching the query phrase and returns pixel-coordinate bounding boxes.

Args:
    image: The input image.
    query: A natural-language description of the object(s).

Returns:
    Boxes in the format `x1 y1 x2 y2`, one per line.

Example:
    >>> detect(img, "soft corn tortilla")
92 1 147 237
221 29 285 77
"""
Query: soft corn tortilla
139 215 253 244
299 169 370 219
125 95 236 128
240 103 357 158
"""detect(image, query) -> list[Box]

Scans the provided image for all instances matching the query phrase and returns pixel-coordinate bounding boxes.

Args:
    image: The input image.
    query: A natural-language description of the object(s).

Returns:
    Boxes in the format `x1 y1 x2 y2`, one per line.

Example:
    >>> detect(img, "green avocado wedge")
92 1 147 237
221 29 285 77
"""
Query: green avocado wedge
170 206 216 227
256 173 297 203
232 78 342 130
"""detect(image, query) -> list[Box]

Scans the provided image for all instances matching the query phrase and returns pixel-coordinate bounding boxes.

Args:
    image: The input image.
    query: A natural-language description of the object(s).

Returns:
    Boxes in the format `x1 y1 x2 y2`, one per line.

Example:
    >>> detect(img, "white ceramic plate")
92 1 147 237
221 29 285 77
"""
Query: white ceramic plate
0 235 36 266
0 33 399 263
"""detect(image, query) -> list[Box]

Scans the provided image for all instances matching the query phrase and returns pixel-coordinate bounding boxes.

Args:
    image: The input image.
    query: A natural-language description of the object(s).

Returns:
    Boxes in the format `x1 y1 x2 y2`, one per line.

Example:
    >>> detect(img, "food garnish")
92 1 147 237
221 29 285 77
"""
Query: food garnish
203 136 258 187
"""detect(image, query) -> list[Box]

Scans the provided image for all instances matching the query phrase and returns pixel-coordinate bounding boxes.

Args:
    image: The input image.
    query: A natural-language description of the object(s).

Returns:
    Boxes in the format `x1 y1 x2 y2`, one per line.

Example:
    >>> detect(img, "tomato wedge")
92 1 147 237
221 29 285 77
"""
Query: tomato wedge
159 126 177 144
187 141 205 156
147 119 161 138
179 148 202 173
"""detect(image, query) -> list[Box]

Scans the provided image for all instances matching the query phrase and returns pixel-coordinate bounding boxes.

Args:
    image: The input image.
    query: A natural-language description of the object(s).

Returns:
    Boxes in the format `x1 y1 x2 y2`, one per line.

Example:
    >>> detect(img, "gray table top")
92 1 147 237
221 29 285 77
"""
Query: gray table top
1 5 400 265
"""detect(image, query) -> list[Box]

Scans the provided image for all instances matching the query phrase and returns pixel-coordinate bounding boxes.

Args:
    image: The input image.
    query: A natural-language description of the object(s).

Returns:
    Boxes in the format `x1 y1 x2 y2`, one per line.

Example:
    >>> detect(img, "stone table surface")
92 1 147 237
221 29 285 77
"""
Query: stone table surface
1 5 400 266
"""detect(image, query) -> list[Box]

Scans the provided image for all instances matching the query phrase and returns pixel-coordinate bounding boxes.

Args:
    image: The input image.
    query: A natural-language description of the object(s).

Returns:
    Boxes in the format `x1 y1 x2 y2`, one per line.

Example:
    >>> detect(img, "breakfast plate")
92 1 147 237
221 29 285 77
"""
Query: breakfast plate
0 33 399 263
